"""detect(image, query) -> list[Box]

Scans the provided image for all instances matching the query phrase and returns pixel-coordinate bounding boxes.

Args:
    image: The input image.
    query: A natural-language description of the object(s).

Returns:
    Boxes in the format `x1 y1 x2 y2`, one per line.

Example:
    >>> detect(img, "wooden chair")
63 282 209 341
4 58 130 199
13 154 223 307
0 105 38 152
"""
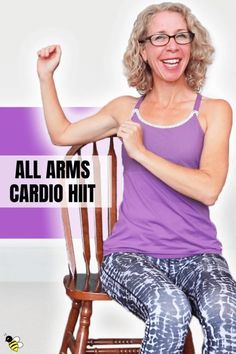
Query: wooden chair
59 135 195 354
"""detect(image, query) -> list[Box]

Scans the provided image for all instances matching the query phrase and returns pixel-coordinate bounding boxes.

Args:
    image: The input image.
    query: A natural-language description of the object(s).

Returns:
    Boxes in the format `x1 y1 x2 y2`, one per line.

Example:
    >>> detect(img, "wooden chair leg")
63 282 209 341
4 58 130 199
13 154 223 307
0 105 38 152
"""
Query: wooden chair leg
183 329 195 354
59 300 81 354
74 301 93 354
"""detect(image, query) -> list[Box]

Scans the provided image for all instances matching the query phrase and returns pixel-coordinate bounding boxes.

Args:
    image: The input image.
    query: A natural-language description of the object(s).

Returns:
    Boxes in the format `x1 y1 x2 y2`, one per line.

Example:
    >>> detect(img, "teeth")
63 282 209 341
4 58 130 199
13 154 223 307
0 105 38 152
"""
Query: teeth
162 59 180 64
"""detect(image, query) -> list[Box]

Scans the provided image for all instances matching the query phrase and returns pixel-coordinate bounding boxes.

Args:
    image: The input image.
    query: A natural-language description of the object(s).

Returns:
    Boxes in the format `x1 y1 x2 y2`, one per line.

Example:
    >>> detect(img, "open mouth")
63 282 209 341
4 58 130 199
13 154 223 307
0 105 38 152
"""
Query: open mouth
161 58 181 67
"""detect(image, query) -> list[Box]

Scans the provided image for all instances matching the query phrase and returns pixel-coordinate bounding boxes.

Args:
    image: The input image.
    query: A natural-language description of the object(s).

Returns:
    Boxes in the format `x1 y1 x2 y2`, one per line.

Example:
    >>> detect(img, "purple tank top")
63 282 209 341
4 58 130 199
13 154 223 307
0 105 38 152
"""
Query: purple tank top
103 94 222 258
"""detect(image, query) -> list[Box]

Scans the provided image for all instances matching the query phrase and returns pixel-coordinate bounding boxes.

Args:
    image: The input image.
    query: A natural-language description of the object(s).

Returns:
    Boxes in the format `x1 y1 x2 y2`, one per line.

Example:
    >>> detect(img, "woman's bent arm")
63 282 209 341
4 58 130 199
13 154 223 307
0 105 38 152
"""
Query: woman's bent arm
39 75 70 145
37 45 129 145
39 74 120 145
118 99 233 206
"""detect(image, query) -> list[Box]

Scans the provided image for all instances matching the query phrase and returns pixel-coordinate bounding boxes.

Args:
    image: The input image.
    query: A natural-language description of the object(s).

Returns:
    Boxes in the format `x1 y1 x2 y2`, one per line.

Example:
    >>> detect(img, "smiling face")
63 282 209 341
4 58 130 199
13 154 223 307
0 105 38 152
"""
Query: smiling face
141 11 192 85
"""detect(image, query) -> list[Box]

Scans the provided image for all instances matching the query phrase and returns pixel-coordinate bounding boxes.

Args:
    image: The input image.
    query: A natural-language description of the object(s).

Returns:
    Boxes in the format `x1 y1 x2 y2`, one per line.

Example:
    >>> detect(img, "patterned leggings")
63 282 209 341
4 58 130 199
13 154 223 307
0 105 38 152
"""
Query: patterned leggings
100 252 236 354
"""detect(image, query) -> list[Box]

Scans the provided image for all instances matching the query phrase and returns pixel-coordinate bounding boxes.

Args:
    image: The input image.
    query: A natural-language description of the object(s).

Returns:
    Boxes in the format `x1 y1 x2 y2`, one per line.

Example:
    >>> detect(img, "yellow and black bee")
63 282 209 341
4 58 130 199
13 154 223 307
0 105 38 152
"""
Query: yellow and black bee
5 335 24 352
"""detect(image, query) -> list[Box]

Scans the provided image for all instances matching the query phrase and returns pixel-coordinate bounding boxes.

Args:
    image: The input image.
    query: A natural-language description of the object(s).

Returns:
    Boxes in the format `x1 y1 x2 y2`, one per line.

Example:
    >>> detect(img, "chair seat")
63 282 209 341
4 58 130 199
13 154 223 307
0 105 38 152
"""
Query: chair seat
64 273 111 301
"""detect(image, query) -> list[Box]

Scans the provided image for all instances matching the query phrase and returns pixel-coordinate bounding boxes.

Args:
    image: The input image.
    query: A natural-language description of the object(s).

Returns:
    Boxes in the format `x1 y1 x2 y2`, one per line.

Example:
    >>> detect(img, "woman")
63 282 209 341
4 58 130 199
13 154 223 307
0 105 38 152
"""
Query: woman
37 3 236 353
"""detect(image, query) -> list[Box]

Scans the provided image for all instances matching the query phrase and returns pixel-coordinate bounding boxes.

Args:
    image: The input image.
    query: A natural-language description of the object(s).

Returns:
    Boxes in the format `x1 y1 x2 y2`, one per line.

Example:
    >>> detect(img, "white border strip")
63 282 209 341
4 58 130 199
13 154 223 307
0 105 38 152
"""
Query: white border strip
135 109 198 129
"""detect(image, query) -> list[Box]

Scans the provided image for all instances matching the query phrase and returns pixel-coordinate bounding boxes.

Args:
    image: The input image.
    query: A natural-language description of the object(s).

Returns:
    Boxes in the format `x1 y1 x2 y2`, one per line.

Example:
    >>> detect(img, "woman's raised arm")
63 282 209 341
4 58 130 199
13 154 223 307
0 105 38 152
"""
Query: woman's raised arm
37 45 122 146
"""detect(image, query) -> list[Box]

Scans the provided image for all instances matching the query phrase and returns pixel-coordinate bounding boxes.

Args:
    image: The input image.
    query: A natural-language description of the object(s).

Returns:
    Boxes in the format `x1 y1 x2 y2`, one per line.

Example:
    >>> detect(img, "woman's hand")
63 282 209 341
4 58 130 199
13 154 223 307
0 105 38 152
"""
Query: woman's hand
117 120 146 160
37 44 61 81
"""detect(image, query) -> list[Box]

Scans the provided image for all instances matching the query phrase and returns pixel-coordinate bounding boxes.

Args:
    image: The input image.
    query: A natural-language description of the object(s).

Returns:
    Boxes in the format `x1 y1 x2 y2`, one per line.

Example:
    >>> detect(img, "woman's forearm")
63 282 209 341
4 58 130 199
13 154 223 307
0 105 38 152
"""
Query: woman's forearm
136 148 219 205
37 45 120 146
39 75 71 144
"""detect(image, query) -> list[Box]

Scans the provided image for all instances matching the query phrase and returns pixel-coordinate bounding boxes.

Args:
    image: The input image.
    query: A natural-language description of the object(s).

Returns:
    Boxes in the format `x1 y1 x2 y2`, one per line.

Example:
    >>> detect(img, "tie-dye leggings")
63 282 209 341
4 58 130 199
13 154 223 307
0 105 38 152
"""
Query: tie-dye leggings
100 252 236 353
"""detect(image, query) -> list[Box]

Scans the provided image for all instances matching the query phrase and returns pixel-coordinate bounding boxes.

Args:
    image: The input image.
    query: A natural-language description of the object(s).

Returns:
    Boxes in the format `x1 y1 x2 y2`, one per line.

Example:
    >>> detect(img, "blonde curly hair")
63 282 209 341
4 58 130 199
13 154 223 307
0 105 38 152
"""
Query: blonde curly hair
123 2 215 94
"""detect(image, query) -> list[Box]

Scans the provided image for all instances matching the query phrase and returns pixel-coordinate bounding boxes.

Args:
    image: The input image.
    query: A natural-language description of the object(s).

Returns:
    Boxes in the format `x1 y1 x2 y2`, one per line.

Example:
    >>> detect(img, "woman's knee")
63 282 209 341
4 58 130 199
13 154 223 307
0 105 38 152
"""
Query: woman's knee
147 287 192 326
197 280 236 333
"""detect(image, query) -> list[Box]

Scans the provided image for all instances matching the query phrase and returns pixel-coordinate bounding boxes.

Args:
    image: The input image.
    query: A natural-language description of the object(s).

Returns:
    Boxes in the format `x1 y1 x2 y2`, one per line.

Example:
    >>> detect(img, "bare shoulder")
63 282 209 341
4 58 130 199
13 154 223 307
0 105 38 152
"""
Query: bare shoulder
106 95 138 107
102 95 140 124
201 96 233 131
203 97 232 113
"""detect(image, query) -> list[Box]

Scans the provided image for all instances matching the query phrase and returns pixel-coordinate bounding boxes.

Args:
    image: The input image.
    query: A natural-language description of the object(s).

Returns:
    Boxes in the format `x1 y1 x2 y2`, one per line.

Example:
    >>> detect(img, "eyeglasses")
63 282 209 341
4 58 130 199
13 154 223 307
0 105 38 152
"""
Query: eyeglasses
139 31 195 47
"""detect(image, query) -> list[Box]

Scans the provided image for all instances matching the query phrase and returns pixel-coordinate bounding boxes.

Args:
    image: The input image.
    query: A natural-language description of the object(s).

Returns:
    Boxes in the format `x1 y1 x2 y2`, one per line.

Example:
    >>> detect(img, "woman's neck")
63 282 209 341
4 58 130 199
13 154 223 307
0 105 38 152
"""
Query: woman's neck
148 76 194 109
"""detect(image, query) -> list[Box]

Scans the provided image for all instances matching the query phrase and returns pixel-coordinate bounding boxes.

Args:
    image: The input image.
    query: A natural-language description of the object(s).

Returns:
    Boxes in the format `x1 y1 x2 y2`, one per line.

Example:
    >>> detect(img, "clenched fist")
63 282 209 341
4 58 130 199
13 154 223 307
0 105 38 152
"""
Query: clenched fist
37 44 61 80
117 120 146 160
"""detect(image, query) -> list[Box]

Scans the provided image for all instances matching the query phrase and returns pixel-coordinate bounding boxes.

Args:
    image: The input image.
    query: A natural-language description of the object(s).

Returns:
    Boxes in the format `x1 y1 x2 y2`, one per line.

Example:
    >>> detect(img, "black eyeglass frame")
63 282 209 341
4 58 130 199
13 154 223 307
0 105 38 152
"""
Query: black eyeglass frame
139 31 195 46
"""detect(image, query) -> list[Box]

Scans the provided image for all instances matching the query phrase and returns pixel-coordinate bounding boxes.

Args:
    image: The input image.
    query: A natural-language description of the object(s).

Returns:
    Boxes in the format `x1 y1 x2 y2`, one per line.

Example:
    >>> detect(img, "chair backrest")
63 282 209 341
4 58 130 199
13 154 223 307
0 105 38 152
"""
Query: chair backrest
61 135 120 279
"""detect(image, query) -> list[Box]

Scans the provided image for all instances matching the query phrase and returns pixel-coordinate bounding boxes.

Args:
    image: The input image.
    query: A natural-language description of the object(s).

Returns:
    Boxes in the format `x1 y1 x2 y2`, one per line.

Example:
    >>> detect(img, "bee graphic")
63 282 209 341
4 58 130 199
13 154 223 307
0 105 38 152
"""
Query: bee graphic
5 335 24 352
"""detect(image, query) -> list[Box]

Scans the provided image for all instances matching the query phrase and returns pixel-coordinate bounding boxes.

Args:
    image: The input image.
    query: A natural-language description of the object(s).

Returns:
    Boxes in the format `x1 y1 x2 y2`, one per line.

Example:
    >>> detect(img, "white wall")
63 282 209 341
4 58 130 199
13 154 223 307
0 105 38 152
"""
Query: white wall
0 0 235 106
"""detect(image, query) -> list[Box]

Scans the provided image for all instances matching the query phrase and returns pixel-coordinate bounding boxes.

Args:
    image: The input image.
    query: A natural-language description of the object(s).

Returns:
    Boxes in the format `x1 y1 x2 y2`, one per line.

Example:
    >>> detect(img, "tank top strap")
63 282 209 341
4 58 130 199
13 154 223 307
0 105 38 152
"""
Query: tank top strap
193 93 202 113
134 95 146 110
